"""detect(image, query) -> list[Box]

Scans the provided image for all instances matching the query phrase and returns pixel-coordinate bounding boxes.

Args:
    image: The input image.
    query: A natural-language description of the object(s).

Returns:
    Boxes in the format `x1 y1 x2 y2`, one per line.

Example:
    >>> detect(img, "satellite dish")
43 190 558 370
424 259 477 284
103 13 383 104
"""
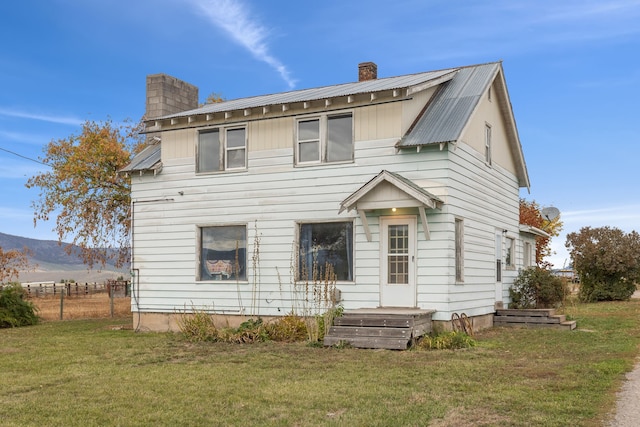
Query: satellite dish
541 206 560 221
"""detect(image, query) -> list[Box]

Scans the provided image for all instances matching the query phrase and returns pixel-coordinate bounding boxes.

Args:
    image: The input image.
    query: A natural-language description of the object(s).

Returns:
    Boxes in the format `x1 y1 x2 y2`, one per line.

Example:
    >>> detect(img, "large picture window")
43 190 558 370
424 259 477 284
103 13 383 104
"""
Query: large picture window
197 126 246 173
298 222 353 281
199 225 247 281
296 113 353 165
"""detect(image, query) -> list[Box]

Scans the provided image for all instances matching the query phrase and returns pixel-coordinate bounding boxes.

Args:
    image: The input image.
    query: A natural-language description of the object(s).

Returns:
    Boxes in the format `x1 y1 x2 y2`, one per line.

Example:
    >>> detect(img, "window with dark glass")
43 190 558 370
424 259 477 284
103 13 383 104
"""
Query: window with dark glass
298 222 353 281
197 126 246 173
199 225 247 281
296 113 353 165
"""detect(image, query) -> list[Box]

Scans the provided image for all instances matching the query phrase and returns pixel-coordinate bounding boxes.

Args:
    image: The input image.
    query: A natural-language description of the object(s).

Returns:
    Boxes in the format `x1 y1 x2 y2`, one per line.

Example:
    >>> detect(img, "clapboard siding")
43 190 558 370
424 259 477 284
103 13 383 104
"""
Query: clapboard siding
131 69 529 326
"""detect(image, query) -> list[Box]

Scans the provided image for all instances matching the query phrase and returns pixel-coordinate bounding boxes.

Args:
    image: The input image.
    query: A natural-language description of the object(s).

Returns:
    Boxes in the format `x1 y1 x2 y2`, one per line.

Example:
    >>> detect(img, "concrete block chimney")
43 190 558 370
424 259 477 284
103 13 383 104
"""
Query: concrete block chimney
358 62 378 81
145 74 199 119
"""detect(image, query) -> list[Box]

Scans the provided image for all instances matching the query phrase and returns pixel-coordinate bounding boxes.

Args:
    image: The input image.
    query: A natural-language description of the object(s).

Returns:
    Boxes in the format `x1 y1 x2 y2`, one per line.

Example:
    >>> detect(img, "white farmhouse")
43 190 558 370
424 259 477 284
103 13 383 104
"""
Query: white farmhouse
122 62 544 346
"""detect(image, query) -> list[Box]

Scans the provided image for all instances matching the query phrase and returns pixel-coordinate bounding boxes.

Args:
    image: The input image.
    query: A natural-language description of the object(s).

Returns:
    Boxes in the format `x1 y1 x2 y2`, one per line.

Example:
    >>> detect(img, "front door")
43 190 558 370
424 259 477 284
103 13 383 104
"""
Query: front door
380 216 417 307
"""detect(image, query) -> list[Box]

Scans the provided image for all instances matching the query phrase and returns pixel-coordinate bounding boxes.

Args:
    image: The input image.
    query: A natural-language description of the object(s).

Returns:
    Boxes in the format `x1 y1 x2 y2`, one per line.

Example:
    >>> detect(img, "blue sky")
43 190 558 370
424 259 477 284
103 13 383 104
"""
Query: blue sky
1 0 639 268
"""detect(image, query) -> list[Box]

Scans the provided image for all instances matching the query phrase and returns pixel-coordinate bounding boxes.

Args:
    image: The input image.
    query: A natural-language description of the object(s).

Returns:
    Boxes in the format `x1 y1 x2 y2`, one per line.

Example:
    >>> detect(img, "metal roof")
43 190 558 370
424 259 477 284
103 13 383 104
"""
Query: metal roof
156 68 460 120
398 62 500 147
120 143 161 173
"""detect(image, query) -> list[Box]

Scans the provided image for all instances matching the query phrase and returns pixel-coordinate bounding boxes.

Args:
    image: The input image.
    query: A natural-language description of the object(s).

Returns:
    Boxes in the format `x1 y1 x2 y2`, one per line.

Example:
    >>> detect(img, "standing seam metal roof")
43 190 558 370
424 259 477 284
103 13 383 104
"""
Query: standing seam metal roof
157 68 460 120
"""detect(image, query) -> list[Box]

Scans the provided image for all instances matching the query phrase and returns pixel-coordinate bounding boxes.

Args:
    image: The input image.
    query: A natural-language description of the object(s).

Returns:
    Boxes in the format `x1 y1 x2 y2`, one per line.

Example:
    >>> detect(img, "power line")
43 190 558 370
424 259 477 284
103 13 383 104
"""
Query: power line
0 146 49 167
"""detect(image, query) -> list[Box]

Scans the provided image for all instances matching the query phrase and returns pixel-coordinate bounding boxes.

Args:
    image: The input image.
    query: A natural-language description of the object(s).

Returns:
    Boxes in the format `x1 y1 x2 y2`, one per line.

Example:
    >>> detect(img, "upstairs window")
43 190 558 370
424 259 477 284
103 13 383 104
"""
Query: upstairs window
484 123 492 165
296 113 353 165
197 126 247 173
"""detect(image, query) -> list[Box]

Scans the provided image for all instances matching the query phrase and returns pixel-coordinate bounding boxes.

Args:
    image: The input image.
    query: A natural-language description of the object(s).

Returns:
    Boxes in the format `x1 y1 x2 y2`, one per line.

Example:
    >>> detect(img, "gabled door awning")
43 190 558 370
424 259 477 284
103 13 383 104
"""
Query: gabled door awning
339 170 443 241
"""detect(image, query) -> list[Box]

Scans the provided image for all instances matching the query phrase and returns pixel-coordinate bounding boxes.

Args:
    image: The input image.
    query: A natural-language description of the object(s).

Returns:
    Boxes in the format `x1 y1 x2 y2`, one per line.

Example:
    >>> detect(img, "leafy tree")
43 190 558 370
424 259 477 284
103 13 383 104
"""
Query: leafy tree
0 247 31 283
26 119 143 269
200 92 225 106
566 226 640 302
519 199 563 268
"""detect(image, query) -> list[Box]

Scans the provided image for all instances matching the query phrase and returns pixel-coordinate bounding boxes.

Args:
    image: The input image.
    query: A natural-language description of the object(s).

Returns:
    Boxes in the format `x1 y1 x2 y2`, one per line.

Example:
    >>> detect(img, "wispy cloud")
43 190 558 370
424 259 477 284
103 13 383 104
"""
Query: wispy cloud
562 205 640 229
188 0 296 89
0 107 83 126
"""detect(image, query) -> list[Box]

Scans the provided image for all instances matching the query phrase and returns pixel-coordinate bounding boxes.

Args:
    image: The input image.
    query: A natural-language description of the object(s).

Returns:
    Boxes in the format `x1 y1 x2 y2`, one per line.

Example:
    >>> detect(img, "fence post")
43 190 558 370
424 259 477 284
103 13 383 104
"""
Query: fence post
110 283 114 318
59 283 65 320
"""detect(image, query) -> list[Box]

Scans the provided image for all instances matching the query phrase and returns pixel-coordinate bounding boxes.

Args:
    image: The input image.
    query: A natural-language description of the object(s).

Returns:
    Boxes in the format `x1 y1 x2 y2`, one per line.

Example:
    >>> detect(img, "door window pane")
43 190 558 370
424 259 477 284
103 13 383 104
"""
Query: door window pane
388 225 409 284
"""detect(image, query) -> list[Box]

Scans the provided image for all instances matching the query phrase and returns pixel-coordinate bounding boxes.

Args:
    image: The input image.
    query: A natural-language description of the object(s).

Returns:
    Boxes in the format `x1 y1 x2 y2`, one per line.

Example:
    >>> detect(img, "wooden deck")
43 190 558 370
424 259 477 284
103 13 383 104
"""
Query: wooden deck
323 308 436 350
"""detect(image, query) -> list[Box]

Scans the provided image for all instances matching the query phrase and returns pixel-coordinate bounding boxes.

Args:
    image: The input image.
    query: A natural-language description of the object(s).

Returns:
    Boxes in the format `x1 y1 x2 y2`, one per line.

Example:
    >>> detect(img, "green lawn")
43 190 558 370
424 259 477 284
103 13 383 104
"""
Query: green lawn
1 300 639 426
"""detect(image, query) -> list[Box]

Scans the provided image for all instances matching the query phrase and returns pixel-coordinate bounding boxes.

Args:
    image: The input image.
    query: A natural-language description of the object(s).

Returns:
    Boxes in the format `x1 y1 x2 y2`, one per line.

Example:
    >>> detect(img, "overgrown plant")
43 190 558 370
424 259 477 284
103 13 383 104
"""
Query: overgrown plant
296 247 341 343
510 267 566 309
250 221 262 315
176 305 218 342
264 312 307 342
414 331 477 350
0 283 39 328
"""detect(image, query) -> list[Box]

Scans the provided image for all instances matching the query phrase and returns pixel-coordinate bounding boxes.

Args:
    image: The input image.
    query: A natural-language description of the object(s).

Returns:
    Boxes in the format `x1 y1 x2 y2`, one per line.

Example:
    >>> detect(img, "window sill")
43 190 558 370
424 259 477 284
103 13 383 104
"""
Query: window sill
195 168 248 176
294 159 354 168
196 280 249 284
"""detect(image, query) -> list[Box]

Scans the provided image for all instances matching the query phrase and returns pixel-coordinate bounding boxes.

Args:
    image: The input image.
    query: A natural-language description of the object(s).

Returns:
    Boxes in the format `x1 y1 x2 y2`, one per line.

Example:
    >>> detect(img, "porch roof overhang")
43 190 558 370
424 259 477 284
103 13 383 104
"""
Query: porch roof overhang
519 224 550 238
339 170 443 241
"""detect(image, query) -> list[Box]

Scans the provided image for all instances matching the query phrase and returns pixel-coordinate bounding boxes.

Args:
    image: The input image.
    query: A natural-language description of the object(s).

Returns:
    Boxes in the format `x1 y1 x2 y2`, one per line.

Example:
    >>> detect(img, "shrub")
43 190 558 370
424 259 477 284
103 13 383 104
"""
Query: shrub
219 318 269 344
578 277 636 303
510 267 566 309
415 331 476 350
265 313 307 342
176 307 218 342
0 283 39 328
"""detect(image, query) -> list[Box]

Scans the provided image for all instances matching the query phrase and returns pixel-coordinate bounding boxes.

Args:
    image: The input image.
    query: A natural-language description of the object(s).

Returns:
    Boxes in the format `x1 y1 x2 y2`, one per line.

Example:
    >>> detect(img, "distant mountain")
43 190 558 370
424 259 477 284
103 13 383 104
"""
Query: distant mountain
0 232 119 268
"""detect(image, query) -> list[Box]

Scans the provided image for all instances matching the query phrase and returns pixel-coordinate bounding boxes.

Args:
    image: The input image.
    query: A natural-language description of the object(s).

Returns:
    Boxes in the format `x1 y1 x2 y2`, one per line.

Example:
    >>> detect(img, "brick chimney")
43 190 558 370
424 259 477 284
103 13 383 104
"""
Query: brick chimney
358 62 377 81
146 74 199 120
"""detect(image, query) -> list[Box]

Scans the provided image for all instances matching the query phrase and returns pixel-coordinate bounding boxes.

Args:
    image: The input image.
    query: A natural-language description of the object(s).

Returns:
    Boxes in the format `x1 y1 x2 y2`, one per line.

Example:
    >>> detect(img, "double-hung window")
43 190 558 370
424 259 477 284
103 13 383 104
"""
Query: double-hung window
298 221 354 282
296 113 353 165
197 126 247 173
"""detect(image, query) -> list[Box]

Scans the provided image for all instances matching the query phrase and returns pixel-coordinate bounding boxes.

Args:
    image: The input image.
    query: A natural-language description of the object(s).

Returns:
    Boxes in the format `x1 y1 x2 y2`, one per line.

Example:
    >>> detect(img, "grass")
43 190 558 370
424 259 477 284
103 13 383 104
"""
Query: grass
1 299 639 426
31 294 132 321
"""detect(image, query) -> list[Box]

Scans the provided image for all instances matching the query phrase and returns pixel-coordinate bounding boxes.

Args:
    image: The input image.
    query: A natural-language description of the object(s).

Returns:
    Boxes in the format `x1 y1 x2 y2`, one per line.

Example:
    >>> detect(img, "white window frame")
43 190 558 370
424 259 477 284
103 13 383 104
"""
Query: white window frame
485 123 492 166
455 218 464 283
295 112 353 166
505 236 516 269
197 124 247 173
296 219 355 283
523 241 532 268
197 224 248 282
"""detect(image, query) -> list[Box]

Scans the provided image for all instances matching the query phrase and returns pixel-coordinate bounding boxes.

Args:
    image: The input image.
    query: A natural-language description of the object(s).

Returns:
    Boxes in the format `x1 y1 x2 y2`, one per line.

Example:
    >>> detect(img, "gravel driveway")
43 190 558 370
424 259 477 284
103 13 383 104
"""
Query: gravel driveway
607 290 640 426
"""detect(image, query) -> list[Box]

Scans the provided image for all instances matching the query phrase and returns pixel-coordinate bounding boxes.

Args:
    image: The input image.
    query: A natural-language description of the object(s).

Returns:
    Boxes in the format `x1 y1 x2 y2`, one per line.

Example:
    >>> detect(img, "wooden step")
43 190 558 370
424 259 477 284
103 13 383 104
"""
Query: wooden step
323 309 435 350
324 335 411 350
494 308 576 330
328 326 412 338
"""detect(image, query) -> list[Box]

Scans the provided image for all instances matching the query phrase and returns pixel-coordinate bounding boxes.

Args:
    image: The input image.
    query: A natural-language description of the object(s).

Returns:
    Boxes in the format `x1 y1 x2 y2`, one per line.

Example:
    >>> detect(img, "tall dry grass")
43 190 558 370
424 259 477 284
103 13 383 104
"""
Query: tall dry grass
32 293 131 321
